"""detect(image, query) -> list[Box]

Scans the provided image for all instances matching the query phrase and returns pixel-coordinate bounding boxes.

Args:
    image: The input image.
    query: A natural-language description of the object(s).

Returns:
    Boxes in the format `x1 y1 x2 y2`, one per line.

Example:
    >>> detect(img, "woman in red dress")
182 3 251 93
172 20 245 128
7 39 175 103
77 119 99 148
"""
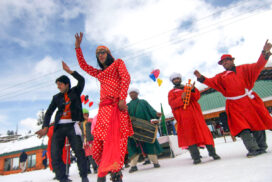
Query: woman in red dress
74 32 133 182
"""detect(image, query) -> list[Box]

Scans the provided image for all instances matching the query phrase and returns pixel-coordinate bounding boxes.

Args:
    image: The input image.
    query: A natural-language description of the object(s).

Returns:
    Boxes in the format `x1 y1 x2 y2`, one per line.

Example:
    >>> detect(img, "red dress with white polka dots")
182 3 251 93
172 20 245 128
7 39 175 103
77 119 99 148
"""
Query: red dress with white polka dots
76 48 133 176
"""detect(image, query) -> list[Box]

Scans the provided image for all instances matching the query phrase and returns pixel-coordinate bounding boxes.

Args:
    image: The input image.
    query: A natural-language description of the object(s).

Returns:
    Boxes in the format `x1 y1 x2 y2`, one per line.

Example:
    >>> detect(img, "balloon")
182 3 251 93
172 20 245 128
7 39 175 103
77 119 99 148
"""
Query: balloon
149 73 156 82
89 101 93 107
152 69 160 78
81 95 85 103
157 78 163 86
84 99 89 105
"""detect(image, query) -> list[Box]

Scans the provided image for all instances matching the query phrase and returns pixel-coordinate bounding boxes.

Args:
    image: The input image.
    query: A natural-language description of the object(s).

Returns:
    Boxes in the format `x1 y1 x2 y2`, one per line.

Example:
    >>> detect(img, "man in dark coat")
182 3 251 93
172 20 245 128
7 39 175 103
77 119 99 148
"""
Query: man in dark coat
19 150 28 172
36 61 89 182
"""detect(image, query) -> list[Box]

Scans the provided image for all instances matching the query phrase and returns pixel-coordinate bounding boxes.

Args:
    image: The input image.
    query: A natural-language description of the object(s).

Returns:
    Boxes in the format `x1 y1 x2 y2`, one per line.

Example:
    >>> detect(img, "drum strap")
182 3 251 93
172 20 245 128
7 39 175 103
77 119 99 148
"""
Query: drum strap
133 100 140 117
132 100 147 156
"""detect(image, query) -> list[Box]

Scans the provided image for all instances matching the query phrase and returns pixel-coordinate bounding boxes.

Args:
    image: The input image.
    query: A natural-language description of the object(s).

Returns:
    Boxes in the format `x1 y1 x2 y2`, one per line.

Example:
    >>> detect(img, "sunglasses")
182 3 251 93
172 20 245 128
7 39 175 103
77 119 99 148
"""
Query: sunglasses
223 58 233 61
96 51 107 56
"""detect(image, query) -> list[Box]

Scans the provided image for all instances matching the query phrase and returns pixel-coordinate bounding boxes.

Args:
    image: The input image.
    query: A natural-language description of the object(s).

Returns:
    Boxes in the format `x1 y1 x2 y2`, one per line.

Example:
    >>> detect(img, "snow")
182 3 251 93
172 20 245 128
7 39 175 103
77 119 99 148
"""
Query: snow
1 131 272 182
0 135 48 155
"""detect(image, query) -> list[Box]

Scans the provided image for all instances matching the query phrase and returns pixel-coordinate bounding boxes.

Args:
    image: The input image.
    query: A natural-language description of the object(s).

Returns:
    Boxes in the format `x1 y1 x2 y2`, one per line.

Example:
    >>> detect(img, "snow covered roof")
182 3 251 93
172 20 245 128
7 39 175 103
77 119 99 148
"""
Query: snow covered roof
0 134 48 157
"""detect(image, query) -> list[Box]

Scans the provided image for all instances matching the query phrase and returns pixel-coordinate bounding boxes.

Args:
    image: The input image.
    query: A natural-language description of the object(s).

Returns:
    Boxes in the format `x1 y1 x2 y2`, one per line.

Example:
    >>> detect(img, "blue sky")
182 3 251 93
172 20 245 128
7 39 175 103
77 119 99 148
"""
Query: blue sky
0 0 272 135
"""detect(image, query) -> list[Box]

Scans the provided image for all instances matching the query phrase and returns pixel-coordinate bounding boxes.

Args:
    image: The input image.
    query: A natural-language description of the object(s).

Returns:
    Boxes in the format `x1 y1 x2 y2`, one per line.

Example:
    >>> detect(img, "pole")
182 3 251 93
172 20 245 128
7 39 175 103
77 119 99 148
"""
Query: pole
65 138 70 176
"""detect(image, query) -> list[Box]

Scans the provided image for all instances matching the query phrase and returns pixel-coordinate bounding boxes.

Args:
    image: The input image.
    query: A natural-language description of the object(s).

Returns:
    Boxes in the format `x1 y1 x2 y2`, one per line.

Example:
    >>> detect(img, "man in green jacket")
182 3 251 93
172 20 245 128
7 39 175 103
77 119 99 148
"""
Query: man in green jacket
127 88 162 173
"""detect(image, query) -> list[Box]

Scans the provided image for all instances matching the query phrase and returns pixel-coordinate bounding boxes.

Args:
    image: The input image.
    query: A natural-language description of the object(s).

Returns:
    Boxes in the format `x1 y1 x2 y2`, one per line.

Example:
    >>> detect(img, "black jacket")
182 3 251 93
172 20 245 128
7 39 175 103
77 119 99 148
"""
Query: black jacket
43 71 85 130
19 152 28 162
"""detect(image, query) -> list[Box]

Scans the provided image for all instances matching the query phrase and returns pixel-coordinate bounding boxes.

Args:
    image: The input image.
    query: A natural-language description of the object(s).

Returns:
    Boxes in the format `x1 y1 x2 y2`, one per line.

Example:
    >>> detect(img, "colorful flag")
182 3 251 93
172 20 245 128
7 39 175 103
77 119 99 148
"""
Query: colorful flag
160 103 168 136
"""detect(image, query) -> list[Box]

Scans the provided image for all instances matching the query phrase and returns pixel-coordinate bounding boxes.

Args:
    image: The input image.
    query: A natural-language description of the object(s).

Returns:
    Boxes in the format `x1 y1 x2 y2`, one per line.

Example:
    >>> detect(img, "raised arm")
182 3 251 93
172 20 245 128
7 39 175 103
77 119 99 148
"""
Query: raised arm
62 61 85 94
194 70 225 95
243 40 272 88
75 32 101 78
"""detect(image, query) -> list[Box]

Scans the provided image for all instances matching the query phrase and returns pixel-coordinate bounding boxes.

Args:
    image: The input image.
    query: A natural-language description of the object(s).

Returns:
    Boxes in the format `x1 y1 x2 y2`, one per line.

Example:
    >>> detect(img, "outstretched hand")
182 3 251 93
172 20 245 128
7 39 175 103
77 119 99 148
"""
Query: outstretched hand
35 127 49 138
62 61 73 74
263 39 272 53
75 32 83 48
194 70 202 78
191 81 196 90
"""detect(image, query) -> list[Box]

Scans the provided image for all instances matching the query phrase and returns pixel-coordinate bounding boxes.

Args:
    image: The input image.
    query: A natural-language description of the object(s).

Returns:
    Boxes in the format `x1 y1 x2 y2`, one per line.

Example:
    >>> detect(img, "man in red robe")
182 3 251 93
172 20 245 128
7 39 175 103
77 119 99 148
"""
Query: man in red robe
168 73 220 164
194 40 272 158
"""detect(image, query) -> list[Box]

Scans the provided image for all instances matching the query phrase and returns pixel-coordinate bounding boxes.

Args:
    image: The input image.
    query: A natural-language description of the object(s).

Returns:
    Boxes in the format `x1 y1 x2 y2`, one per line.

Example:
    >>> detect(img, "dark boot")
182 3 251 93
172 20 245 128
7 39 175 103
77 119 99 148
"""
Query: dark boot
153 163 160 168
240 130 260 157
143 159 151 165
110 171 123 182
129 166 138 173
188 145 201 164
252 130 268 153
97 176 106 182
82 177 89 182
206 145 221 160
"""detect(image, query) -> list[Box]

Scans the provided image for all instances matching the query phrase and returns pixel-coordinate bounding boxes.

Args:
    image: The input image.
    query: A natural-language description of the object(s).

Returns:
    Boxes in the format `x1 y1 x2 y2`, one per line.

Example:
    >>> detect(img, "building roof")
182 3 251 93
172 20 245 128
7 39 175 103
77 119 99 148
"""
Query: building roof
199 80 272 113
0 135 48 157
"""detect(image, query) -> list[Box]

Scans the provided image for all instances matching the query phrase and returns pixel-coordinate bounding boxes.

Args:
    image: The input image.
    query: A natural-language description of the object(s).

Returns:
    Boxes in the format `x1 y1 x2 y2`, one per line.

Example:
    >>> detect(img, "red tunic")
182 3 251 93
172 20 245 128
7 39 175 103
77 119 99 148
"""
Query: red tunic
47 125 70 171
76 48 133 176
203 53 272 136
168 87 214 148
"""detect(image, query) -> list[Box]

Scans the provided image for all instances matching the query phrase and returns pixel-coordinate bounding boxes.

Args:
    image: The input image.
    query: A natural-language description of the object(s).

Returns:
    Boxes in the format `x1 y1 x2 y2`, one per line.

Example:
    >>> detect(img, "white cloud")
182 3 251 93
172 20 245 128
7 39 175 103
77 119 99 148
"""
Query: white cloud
34 56 59 75
78 0 272 114
19 117 40 134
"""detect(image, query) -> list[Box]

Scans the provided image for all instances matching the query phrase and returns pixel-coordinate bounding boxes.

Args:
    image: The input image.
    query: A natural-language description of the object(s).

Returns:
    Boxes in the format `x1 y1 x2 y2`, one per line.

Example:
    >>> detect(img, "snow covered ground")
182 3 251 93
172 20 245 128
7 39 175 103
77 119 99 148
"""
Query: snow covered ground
1 131 272 182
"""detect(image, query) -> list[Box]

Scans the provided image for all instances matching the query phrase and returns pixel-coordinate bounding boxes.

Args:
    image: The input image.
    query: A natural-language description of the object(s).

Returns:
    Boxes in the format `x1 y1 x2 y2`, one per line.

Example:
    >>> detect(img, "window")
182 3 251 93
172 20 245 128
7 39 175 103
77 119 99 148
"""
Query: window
4 157 21 171
27 154 36 168
12 157 19 170
4 158 11 171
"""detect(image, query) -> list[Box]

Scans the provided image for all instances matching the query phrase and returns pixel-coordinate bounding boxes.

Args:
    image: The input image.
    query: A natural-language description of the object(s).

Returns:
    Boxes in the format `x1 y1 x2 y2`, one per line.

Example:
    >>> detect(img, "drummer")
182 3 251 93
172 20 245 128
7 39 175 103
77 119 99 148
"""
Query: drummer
127 88 163 173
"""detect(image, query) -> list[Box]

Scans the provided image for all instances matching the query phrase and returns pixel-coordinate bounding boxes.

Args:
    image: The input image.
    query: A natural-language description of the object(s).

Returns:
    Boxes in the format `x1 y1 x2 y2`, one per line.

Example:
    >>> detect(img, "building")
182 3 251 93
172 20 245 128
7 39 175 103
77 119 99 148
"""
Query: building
0 134 48 175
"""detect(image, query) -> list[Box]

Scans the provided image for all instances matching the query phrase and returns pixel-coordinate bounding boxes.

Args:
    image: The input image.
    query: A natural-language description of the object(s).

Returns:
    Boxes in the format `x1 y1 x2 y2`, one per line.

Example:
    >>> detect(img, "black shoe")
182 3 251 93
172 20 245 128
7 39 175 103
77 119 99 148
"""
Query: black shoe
143 160 151 165
60 178 72 182
87 170 92 174
97 177 106 182
128 166 138 173
212 154 221 160
110 171 123 182
125 163 130 168
94 169 98 174
193 159 201 165
257 149 267 154
153 163 160 168
82 177 89 182
246 150 261 158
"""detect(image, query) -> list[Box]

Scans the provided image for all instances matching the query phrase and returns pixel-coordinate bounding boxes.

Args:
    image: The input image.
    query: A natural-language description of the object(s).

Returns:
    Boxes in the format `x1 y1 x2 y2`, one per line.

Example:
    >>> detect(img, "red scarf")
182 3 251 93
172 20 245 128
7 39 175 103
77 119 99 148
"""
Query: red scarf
97 98 121 177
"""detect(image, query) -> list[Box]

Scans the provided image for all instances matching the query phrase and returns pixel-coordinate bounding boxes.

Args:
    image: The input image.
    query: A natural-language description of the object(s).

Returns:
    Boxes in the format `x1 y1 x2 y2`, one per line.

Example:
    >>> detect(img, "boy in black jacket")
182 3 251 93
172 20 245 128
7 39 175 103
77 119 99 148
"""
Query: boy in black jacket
36 61 89 182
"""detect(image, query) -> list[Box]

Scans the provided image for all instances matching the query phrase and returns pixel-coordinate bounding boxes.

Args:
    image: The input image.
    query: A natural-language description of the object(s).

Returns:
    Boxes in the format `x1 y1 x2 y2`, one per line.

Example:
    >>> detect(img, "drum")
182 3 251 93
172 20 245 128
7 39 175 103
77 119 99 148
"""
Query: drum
130 116 158 143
